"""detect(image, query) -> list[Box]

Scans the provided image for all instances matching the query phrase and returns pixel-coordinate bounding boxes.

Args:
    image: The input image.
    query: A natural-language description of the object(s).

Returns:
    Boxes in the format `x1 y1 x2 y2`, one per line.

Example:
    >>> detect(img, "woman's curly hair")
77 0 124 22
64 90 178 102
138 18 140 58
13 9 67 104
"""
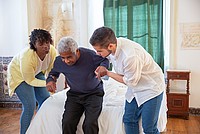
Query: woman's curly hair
29 29 53 51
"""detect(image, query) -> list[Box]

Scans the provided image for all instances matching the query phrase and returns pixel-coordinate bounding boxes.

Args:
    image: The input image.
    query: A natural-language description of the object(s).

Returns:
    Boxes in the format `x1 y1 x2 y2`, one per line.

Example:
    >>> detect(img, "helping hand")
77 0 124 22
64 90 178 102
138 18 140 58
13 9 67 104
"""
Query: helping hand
95 66 108 80
46 81 57 93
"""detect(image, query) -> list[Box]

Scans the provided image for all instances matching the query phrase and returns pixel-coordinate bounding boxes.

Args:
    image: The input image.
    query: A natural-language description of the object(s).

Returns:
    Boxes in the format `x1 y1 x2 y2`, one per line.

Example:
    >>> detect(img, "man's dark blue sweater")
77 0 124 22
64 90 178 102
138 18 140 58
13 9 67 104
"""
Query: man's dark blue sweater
46 48 109 93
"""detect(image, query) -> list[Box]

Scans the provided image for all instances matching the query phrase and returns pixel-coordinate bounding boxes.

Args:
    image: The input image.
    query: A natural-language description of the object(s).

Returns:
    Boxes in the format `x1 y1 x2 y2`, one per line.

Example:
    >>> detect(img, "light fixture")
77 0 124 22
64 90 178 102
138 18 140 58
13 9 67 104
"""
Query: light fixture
61 0 74 20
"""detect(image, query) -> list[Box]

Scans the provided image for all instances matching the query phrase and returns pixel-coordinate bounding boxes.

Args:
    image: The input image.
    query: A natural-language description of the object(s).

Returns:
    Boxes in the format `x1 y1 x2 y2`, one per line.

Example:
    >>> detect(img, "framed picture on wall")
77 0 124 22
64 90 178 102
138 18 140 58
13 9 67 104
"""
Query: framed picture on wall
180 23 200 49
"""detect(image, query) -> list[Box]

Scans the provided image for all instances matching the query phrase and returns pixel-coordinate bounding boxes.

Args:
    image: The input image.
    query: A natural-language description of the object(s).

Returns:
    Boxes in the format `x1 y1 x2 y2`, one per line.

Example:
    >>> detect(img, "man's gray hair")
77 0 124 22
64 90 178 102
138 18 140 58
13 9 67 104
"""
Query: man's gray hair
57 37 78 53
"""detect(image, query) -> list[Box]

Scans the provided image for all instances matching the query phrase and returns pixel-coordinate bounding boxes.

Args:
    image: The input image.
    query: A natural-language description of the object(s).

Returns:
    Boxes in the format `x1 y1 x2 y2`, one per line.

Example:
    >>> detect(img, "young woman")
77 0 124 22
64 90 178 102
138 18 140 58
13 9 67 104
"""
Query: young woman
7 29 57 134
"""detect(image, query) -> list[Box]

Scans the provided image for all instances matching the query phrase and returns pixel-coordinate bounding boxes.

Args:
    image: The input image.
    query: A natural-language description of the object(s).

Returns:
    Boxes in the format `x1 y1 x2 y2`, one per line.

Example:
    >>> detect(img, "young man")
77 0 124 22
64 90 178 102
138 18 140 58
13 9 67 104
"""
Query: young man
90 26 165 134
46 37 109 134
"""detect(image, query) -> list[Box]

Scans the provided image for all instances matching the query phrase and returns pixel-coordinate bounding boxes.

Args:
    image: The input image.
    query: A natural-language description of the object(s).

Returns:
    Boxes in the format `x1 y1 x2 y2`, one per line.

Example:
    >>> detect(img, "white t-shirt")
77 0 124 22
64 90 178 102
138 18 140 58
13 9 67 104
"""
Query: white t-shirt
35 53 51 75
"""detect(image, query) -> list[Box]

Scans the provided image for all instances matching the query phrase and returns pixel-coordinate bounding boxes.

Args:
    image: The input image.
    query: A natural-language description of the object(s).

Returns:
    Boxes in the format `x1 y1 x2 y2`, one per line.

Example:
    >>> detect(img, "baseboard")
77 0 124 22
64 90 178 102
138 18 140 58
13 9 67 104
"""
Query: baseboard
0 102 22 109
189 107 200 115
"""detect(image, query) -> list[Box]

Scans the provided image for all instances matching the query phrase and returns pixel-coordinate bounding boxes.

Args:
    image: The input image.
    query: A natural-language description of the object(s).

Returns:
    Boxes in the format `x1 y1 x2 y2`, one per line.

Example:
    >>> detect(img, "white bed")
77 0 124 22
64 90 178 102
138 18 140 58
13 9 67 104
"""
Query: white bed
26 78 167 134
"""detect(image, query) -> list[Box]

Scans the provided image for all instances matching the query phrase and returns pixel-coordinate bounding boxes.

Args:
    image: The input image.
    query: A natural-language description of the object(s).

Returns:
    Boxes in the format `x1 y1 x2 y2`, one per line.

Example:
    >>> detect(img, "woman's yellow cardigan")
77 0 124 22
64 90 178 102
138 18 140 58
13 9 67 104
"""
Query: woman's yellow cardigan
7 45 57 96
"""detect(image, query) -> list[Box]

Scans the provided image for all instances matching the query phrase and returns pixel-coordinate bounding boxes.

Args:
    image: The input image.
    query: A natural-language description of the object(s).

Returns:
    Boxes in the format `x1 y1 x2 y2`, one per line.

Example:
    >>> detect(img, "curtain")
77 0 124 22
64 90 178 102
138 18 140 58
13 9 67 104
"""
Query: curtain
103 0 164 71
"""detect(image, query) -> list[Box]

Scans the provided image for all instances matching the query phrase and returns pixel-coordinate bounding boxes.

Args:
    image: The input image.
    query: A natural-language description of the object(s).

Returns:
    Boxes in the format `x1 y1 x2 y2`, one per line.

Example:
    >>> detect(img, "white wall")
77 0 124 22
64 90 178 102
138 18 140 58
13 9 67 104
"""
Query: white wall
170 0 200 108
0 0 103 55
75 0 88 47
74 0 104 49
0 0 28 56
87 0 104 49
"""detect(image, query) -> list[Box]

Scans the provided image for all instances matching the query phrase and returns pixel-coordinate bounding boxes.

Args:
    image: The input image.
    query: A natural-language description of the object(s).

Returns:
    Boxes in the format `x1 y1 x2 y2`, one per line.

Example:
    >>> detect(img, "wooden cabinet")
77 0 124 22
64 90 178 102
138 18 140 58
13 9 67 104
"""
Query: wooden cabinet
166 70 190 119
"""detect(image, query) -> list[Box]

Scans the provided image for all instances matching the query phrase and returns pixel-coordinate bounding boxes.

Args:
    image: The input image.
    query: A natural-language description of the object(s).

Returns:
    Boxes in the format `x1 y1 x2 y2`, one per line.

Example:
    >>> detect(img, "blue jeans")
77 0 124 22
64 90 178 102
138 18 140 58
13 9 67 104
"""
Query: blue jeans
15 72 50 134
123 92 163 134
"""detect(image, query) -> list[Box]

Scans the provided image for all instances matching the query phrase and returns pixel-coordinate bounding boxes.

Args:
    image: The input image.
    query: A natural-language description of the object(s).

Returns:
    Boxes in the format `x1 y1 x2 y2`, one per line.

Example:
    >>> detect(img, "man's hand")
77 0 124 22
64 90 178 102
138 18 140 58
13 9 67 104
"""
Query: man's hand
46 81 57 93
95 66 108 80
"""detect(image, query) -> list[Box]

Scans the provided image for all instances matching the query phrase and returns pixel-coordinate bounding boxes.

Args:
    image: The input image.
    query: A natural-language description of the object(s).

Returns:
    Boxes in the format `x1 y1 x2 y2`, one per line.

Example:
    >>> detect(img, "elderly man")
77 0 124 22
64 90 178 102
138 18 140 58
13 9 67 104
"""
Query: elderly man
46 37 109 134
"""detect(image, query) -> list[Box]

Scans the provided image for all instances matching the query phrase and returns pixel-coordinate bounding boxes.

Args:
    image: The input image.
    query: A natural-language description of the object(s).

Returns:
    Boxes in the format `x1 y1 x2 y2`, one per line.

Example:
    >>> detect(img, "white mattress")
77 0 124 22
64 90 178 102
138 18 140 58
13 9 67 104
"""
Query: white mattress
26 78 167 134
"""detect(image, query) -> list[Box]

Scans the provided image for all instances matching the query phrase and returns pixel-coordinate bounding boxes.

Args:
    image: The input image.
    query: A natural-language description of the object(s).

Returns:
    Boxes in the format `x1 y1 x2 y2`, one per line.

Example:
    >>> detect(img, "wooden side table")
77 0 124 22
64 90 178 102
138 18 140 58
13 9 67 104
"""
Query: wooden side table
166 69 190 119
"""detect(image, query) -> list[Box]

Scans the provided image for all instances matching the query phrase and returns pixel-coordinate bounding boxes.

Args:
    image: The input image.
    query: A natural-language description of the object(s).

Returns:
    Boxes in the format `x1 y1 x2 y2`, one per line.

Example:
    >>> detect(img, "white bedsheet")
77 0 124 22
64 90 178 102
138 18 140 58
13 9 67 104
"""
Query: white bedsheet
26 78 167 134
